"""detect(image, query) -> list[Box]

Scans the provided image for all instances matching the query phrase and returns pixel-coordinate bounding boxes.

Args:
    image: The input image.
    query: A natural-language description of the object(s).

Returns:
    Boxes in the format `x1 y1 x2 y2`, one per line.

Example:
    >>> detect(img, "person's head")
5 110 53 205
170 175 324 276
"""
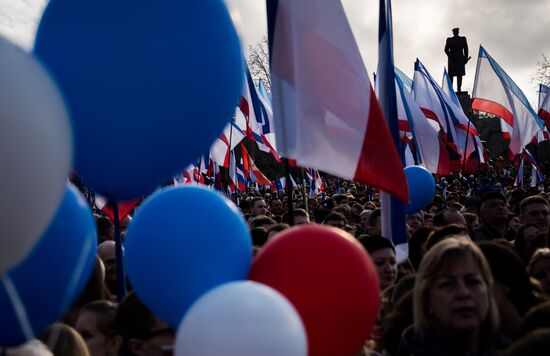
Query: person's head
408 226 434 271
520 196 550 229
269 198 284 215
1 340 53 356
63 256 110 326
479 191 508 226
96 215 114 244
282 208 310 225
249 197 268 216
528 248 550 296
432 207 466 227
76 301 122 356
463 212 480 231
478 240 542 317
359 236 397 291
406 212 424 233
116 292 174 356
97 241 117 297
359 210 372 229
266 223 289 241
426 224 471 251
249 215 276 230
39 323 89 356
250 227 268 247
323 212 347 230
514 223 542 260
368 208 382 236
518 301 550 336
452 27 459 35
308 198 319 211
413 239 498 337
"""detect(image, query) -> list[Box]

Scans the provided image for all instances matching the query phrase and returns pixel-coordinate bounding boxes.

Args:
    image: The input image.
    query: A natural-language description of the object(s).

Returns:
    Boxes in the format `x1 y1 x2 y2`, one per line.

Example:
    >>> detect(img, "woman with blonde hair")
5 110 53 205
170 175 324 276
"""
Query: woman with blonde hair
397 238 507 355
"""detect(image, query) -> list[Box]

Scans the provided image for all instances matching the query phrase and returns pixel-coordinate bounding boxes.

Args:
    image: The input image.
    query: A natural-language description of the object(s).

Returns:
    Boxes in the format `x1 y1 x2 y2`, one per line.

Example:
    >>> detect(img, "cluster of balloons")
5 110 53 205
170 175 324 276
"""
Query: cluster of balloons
123 187 381 355
1 0 244 347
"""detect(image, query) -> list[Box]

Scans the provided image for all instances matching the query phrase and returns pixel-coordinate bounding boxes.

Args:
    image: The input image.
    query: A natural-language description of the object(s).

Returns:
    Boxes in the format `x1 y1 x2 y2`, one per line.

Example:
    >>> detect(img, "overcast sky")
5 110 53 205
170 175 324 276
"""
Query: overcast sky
2 0 548 105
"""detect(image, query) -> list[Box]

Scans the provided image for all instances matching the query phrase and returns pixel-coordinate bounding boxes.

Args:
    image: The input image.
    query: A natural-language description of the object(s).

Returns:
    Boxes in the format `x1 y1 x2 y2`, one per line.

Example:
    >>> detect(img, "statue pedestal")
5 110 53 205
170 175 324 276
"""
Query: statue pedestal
456 91 472 117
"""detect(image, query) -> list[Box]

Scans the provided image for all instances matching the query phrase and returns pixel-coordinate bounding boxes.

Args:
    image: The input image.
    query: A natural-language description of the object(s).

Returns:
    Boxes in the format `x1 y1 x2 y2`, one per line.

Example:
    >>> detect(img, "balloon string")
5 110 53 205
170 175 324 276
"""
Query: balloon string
2 274 34 340
112 201 127 301
59 233 94 314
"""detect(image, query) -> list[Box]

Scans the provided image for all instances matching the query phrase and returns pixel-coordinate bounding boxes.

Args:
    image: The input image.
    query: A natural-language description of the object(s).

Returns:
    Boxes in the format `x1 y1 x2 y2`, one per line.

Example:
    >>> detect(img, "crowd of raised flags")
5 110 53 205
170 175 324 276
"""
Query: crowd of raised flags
169 0 549 248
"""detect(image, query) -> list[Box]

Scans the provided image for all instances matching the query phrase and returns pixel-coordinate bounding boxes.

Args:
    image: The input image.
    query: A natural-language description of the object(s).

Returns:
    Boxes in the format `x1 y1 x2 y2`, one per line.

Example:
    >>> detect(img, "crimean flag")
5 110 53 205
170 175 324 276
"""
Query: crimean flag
267 0 408 202
472 46 546 155
538 84 550 129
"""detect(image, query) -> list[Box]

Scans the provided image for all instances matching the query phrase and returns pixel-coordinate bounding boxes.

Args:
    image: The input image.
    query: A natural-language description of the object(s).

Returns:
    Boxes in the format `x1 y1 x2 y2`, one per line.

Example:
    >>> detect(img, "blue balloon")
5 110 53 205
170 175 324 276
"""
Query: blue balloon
404 166 436 214
34 0 243 200
125 186 252 328
0 185 97 346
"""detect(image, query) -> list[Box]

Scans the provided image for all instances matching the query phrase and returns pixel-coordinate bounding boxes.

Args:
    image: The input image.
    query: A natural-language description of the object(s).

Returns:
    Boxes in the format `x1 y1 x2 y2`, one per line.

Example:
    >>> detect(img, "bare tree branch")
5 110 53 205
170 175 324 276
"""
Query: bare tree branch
246 36 271 94
532 53 550 87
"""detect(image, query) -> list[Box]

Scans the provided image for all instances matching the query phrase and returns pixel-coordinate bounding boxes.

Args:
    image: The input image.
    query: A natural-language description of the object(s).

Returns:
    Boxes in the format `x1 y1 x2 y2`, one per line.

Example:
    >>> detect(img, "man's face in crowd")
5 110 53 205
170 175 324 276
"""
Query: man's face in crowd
250 199 268 216
325 218 345 230
406 213 423 232
294 215 310 225
270 199 284 215
521 203 550 229
481 198 508 225
444 210 467 226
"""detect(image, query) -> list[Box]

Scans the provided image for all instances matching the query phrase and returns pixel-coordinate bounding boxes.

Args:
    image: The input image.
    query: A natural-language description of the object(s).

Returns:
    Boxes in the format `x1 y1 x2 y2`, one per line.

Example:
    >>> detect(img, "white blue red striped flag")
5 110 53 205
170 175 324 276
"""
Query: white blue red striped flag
267 0 408 202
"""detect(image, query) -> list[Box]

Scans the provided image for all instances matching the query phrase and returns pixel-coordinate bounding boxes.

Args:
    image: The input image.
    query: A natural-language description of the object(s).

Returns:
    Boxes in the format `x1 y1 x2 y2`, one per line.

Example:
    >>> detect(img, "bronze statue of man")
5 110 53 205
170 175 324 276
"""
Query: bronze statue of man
444 28 470 93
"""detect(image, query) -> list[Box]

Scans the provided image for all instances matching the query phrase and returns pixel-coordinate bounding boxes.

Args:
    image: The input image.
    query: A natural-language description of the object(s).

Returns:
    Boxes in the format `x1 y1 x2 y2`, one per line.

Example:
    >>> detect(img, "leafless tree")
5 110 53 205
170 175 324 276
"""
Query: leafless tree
532 54 550 87
246 36 271 94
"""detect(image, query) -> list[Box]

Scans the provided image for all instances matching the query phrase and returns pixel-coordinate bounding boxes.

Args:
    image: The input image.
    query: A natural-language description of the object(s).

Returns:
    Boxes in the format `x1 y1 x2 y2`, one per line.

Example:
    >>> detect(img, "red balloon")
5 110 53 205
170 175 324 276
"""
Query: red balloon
249 225 380 356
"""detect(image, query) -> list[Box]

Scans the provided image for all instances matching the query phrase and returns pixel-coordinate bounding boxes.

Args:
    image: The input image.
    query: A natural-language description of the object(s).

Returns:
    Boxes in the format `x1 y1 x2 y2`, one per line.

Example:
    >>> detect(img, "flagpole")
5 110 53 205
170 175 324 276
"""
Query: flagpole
283 159 295 225
301 170 309 213
226 115 235 194
461 119 472 174
110 201 126 301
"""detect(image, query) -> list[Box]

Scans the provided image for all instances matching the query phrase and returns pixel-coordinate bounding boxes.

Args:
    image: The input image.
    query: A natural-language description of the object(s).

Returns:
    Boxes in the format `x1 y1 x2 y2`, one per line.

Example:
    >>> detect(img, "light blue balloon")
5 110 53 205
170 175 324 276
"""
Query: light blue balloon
0 185 97 346
34 0 243 200
125 186 253 328
404 166 436 214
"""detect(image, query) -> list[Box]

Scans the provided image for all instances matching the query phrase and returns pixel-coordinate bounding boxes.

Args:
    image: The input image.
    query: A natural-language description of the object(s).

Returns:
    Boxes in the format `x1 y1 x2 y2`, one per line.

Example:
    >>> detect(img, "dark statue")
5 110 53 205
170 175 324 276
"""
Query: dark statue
445 28 470 93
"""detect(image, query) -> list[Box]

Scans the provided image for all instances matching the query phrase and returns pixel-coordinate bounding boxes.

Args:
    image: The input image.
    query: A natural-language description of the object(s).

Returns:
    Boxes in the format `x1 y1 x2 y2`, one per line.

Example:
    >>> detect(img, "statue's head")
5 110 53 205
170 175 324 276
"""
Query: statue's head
452 27 459 35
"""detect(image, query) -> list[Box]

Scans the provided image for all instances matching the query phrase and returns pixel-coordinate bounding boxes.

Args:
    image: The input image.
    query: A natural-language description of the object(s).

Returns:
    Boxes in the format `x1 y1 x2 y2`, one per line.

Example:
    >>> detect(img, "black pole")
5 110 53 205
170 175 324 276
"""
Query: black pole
461 119 473 174
111 201 126 301
283 159 295 226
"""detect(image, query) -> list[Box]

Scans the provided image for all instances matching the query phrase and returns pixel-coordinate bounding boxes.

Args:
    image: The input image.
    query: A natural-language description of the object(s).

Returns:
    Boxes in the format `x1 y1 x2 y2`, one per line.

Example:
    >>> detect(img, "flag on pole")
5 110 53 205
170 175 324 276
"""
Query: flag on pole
240 65 281 161
395 68 449 175
442 69 485 167
538 84 550 129
228 151 237 194
267 0 408 202
515 157 524 188
240 144 272 186
236 160 247 191
413 59 460 155
210 110 247 167
472 46 546 155
377 0 408 249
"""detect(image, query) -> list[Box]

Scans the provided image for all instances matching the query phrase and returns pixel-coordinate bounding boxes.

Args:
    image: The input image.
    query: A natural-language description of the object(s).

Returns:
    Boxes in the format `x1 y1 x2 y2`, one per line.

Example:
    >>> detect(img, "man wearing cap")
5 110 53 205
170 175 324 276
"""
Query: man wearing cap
444 27 469 92
473 190 511 241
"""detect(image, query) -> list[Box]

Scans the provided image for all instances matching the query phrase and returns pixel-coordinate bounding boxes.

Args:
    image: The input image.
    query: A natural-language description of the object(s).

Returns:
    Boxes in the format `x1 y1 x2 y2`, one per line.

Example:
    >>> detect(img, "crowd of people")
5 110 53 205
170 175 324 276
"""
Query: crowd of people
5 159 550 355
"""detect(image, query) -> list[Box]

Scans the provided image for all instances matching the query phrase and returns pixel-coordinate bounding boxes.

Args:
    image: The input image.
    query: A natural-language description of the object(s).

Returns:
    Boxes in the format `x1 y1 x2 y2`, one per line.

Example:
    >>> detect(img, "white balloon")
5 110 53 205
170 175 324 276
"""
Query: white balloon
176 281 307 356
0 36 72 275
